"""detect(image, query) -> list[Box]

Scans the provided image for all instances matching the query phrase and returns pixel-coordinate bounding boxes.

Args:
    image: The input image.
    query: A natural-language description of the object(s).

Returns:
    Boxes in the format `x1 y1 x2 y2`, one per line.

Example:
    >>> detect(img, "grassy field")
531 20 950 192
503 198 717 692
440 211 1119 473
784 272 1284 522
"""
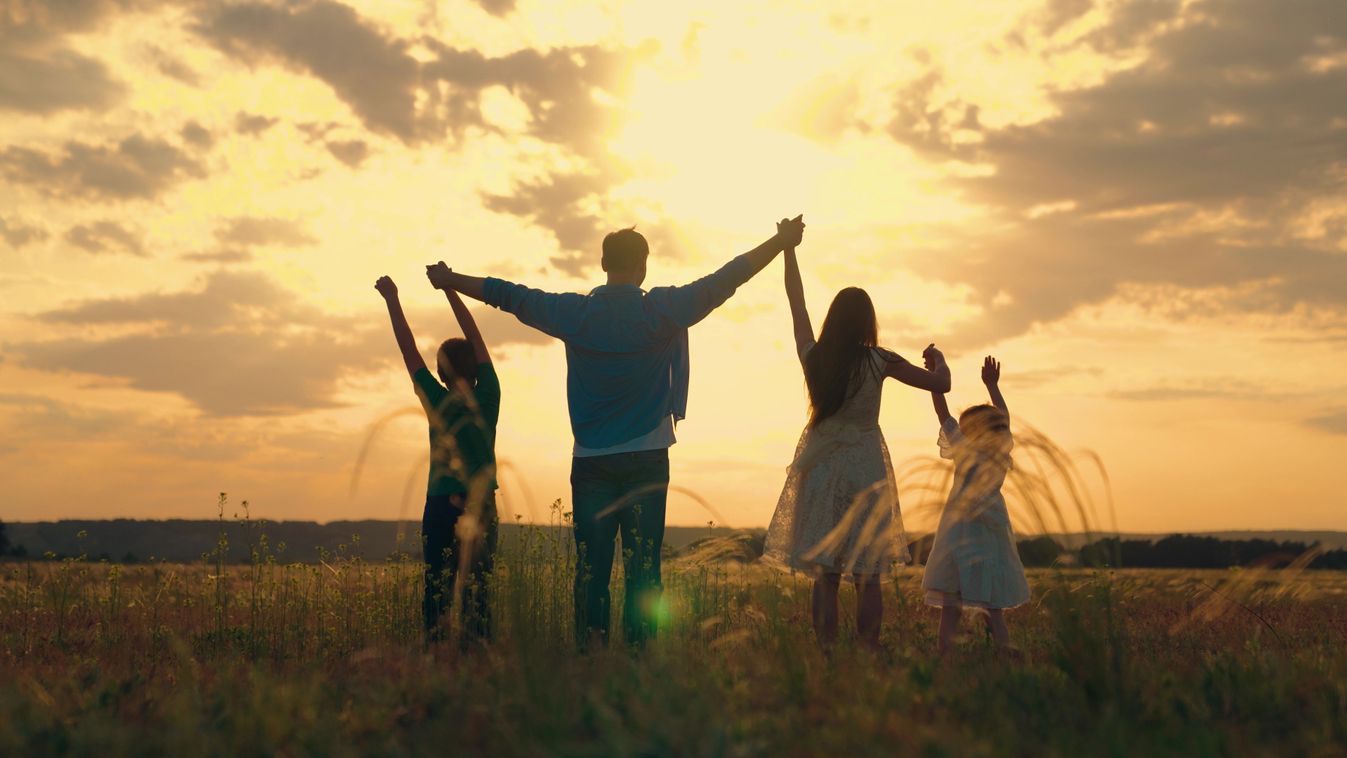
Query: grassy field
2 514 1346 757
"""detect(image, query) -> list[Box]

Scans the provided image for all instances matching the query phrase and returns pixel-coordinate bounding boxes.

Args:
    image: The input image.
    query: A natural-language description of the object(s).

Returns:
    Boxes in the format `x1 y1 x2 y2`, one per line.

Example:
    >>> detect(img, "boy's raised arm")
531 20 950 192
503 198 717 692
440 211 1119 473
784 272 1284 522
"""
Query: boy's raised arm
375 276 427 378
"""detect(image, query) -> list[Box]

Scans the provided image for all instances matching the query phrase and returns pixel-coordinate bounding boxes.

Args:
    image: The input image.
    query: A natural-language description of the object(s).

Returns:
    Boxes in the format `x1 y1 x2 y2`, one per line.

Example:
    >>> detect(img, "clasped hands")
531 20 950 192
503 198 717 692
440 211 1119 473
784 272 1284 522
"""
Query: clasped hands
777 215 805 249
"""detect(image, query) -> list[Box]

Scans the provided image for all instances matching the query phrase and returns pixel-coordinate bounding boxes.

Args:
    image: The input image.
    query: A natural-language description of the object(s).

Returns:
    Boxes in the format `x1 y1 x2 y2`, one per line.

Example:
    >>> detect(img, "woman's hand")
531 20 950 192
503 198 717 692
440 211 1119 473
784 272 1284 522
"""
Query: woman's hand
922 343 946 371
375 275 398 299
425 261 453 290
776 215 805 248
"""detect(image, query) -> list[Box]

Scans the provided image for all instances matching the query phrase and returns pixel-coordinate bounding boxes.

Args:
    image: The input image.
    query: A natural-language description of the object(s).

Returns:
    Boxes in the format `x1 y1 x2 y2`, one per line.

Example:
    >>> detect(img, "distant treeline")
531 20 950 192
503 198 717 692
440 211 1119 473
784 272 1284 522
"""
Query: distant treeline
0 519 729 565
1010 534 1347 570
2 520 1345 570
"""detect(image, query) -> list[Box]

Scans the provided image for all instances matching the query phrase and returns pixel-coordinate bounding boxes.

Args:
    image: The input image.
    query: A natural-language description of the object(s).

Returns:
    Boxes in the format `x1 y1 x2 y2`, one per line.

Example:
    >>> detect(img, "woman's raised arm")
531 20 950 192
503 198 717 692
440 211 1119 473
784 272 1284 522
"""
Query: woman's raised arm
784 247 814 359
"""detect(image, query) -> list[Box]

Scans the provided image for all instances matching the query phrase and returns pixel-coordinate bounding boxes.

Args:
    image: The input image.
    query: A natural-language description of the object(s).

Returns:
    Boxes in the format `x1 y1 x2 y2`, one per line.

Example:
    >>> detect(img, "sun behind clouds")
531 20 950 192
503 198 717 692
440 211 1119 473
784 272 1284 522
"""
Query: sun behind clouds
0 0 1344 532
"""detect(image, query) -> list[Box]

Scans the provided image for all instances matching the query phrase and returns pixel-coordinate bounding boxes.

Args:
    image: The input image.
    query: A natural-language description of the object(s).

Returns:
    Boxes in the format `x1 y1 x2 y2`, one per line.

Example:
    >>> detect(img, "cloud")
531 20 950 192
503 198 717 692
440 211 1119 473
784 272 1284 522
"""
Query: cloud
191 1 652 269
1036 0 1095 37
194 1 643 148
469 0 516 16
0 49 125 114
0 0 154 115
180 216 315 266
882 0 1347 346
65 221 146 256
10 270 552 416
180 121 214 148
1306 410 1347 436
0 217 48 248
482 169 617 276
215 216 316 248
325 139 369 168
235 111 279 135
12 271 389 416
181 248 252 264
144 45 200 85
0 393 143 441
0 133 207 201
1109 378 1290 403
193 1 423 141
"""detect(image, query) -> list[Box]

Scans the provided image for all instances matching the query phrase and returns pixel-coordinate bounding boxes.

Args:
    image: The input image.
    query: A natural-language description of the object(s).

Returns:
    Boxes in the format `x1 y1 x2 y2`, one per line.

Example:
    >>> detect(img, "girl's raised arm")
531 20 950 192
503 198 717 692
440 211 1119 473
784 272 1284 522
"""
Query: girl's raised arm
982 355 1008 421
930 388 952 425
885 342 951 393
446 287 491 365
783 247 814 359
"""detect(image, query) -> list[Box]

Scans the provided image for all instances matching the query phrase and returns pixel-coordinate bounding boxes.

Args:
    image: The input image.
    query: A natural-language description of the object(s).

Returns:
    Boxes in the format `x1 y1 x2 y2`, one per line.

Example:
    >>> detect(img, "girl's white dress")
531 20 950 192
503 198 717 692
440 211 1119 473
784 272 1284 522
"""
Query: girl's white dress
763 343 910 578
921 417 1030 609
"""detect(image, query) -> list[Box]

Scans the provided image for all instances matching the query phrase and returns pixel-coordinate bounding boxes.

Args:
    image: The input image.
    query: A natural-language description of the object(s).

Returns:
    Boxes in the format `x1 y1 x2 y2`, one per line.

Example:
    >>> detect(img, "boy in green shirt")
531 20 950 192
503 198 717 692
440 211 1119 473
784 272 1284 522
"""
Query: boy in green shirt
375 272 500 643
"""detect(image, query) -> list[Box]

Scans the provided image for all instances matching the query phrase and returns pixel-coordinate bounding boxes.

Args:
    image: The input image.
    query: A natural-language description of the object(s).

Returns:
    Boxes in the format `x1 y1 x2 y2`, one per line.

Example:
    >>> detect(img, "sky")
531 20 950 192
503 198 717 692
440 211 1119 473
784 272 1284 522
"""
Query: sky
1 0 1345 534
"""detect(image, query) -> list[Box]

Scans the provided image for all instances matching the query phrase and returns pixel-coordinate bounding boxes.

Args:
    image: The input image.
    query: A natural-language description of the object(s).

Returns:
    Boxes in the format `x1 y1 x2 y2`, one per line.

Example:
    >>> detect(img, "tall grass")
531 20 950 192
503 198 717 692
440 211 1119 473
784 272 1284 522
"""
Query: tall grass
2 508 1345 754
2 425 1344 753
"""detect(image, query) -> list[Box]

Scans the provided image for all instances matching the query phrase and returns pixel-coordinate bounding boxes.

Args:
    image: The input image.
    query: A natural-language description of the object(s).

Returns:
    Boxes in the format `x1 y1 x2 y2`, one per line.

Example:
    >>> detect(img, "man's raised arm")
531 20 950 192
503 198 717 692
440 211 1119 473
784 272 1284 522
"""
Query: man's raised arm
425 264 487 302
427 261 584 341
649 215 805 328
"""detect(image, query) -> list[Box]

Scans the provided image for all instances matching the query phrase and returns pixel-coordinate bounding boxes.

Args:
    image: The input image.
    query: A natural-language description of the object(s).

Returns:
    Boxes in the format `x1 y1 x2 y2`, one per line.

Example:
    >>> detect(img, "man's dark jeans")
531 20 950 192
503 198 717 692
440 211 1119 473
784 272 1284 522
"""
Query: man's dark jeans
571 449 670 647
423 492 498 643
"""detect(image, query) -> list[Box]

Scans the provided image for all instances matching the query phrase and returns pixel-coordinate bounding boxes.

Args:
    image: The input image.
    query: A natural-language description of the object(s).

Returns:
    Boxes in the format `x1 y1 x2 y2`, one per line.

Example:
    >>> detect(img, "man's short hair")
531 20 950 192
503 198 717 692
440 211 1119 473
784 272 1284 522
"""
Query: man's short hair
601 227 649 273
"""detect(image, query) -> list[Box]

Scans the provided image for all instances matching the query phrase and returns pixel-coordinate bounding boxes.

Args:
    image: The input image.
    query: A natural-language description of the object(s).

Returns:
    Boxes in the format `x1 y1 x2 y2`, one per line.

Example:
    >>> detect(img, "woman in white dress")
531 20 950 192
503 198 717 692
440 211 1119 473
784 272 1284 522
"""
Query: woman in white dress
920 354 1030 654
763 237 952 649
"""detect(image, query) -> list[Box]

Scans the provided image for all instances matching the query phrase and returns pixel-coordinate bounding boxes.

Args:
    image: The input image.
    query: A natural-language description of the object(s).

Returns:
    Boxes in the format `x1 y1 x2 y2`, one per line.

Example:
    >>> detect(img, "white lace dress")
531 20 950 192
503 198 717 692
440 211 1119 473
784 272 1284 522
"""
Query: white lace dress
763 344 910 578
921 417 1030 609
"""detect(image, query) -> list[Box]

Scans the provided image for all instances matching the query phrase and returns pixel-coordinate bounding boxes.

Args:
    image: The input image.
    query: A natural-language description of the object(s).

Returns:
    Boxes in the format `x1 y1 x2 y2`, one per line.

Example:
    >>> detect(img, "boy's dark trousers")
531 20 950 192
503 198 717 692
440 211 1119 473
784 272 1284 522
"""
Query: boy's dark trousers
570 449 670 647
422 491 498 642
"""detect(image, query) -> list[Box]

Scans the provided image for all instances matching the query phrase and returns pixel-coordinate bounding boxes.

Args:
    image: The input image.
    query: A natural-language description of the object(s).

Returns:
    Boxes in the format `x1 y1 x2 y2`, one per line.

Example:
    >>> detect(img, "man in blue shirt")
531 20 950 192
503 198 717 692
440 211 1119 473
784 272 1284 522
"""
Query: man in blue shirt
426 215 806 646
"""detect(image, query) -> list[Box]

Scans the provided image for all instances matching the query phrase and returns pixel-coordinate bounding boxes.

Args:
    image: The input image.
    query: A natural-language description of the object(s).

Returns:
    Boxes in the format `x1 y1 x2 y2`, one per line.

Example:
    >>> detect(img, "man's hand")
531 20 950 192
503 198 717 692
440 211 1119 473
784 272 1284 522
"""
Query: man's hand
375 275 398 299
981 355 1001 386
923 343 946 371
425 261 453 291
776 214 805 249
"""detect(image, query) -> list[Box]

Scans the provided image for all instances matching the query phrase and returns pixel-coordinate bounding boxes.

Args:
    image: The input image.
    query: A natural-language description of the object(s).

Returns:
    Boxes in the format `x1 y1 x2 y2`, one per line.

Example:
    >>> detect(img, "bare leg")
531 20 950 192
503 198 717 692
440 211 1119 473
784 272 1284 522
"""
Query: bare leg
937 603 962 656
854 575 883 650
812 573 841 649
984 608 1011 648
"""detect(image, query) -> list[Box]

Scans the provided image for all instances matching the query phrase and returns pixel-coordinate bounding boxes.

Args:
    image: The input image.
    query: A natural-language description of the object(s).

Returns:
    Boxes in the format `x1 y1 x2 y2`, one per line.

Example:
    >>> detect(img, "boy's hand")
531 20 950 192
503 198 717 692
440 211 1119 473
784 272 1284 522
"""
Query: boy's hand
981 355 1001 386
375 275 397 299
776 215 805 248
922 343 946 371
425 261 452 290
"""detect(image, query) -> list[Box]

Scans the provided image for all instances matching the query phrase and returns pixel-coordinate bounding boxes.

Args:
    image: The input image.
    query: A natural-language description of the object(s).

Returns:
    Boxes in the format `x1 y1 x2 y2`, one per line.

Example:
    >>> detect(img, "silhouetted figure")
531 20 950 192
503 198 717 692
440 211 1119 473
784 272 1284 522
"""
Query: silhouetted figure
427 217 805 647
763 246 951 650
923 354 1029 655
376 275 501 643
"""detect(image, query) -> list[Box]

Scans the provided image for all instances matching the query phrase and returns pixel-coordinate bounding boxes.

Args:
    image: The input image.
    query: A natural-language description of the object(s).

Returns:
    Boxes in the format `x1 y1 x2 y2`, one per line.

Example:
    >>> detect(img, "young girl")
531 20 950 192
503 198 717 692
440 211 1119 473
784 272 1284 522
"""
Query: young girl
921 354 1029 654
376 268 501 644
763 238 951 649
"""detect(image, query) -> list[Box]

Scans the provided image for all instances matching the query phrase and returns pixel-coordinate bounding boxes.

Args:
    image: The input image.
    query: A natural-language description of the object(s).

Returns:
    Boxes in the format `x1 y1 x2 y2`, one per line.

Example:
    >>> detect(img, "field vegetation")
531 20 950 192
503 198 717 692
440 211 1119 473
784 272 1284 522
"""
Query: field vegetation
2 497 1345 756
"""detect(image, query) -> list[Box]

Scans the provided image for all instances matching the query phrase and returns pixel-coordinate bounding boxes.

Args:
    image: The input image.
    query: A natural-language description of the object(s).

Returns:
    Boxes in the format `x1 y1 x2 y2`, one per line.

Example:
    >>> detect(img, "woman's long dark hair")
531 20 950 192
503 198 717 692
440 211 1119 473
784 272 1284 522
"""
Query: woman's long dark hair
805 287 878 427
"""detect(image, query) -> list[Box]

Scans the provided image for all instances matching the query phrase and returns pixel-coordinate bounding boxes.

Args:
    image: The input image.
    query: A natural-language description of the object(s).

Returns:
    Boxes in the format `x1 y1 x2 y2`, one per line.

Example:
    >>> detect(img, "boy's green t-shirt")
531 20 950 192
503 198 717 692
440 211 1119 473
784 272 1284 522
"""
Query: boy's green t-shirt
411 363 501 497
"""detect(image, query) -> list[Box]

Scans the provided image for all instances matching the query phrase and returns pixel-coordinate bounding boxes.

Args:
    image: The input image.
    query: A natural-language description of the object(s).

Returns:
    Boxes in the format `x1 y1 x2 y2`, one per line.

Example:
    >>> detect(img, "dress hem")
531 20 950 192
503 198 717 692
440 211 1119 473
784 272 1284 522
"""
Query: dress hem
922 589 1028 610
760 551 910 582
